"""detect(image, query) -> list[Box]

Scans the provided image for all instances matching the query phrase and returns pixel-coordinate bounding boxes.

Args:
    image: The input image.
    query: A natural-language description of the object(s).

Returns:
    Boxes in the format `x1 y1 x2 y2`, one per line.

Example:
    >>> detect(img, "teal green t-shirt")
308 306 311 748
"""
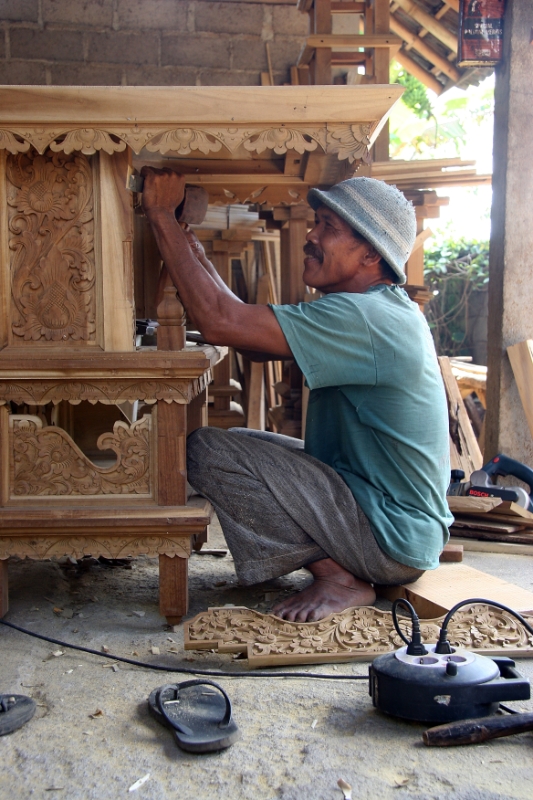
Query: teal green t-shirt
271 285 452 570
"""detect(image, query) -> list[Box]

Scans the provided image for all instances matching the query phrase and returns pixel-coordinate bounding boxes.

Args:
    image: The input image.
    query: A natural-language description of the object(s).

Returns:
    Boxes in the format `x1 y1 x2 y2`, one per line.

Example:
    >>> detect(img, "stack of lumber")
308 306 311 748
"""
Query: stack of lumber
371 158 491 192
448 495 533 548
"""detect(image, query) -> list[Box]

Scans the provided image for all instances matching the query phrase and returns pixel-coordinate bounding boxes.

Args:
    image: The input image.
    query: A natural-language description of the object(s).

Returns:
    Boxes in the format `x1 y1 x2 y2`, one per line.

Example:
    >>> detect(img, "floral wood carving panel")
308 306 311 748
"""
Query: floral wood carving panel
7 149 96 345
0 376 210 406
0 124 371 163
0 535 190 560
10 415 152 497
184 605 533 667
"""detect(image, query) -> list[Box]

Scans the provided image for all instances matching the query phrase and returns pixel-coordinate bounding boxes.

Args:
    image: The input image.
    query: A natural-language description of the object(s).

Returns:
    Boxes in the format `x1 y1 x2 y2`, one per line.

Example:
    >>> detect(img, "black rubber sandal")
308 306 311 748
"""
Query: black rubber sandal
148 680 240 753
0 694 36 736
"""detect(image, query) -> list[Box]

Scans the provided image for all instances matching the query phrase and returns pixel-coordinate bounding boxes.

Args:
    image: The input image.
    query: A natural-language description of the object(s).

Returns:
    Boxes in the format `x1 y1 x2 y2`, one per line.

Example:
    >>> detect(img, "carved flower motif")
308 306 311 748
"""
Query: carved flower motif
244 127 318 155
11 154 71 218
146 128 222 156
50 129 126 156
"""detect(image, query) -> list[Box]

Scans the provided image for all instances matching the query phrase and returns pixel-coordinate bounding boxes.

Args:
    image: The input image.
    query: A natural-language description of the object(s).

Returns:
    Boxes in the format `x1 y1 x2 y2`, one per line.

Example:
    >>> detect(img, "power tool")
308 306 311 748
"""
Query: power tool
468 453 533 512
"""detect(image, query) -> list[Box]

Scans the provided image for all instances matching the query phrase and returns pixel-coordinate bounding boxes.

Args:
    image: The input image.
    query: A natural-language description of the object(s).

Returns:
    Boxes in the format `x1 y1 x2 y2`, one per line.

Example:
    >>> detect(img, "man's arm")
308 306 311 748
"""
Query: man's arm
141 167 292 358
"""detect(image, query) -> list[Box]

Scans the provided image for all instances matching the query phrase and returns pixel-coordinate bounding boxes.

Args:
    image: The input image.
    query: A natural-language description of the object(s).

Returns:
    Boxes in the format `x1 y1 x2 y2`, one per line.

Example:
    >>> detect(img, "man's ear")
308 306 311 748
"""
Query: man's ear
362 244 382 267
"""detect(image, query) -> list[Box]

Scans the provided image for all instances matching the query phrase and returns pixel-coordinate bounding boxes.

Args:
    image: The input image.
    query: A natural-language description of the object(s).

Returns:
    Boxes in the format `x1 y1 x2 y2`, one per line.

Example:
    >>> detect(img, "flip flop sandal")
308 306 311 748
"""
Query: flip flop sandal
0 694 36 736
148 680 240 753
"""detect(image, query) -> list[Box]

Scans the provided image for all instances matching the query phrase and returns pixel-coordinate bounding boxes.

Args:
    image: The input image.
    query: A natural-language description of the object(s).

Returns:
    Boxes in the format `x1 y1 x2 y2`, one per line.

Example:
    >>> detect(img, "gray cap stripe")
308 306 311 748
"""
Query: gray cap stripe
342 184 411 257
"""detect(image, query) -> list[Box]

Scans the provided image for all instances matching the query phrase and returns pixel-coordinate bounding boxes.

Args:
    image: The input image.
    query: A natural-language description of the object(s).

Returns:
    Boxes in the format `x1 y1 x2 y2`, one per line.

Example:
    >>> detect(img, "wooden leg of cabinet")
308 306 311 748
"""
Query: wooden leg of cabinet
159 553 188 625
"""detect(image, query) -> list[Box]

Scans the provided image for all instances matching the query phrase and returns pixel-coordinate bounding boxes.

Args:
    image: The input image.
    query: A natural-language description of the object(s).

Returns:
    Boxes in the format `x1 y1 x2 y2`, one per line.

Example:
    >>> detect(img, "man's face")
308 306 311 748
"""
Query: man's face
303 205 372 294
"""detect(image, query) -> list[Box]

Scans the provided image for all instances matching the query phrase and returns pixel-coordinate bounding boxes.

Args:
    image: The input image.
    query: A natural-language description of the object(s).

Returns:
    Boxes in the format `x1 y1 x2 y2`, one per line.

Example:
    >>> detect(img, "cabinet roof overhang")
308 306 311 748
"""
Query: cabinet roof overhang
0 84 403 205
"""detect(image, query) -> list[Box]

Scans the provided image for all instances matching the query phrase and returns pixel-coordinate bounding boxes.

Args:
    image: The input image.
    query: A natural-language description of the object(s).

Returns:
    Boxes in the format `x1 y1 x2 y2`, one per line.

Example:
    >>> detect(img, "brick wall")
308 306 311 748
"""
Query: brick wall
0 0 308 86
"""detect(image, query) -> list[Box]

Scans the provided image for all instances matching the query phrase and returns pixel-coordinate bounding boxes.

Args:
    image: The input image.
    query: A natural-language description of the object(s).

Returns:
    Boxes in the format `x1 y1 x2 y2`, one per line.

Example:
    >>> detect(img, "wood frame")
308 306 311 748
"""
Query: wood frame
0 83 400 624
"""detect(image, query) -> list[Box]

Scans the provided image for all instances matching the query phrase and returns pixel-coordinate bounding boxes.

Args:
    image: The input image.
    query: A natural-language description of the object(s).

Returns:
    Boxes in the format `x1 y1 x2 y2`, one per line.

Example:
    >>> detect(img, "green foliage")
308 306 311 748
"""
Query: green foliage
424 238 490 356
392 65 434 120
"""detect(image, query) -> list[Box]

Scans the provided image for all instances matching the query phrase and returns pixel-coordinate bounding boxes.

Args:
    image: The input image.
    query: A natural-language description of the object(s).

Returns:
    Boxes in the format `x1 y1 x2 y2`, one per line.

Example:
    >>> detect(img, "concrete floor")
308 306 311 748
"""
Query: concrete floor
2 519 533 800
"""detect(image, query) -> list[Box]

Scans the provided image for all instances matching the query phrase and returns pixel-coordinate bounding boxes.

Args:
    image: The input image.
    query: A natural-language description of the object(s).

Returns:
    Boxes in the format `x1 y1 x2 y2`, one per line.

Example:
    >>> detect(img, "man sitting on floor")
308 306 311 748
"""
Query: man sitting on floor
142 170 452 623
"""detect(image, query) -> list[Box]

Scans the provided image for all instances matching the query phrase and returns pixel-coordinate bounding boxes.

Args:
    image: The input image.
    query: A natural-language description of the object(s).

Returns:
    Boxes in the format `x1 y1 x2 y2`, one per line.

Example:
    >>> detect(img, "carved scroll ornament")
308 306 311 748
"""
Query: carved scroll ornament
10 415 152 498
0 124 370 162
0 375 210 406
185 605 533 667
0 535 190 561
7 149 96 344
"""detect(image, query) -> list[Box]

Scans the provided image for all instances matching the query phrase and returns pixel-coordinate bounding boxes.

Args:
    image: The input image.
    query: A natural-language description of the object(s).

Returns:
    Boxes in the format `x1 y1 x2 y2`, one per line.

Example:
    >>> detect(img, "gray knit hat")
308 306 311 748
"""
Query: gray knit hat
307 177 416 285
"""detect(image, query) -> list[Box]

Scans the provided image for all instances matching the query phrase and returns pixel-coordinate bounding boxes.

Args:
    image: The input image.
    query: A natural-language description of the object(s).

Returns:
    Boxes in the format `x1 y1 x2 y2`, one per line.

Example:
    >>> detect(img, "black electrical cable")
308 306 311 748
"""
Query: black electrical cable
435 597 533 655
0 619 367 681
391 598 413 646
391 598 428 656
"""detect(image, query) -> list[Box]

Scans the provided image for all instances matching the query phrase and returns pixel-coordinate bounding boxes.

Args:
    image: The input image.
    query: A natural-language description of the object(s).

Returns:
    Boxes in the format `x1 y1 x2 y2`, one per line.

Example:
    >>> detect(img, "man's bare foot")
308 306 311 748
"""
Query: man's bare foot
271 557 376 622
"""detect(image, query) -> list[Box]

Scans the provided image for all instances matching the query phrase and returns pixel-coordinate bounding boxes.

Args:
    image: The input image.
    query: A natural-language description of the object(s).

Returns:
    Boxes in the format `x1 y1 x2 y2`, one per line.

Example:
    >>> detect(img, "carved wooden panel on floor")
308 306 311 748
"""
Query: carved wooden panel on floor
184 604 533 668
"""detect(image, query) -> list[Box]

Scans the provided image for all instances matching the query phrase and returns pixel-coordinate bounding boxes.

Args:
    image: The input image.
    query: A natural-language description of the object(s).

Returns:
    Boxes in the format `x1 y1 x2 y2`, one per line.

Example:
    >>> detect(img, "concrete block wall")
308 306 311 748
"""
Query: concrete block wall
0 0 308 86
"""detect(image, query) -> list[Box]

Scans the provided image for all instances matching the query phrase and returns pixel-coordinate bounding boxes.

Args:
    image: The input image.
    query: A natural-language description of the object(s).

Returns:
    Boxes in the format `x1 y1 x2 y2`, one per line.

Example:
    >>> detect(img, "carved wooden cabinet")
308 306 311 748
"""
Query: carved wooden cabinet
0 85 399 623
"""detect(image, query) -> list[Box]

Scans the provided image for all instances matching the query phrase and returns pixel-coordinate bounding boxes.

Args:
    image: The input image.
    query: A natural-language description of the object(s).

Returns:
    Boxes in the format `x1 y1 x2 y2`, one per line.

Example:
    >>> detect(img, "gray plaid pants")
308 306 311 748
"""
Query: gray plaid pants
186 426 424 587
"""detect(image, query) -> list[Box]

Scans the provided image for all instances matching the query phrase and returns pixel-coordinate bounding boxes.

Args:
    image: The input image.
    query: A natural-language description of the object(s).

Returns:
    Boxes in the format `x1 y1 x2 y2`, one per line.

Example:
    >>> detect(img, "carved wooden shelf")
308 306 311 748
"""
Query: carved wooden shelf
184 605 533 668
0 83 399 624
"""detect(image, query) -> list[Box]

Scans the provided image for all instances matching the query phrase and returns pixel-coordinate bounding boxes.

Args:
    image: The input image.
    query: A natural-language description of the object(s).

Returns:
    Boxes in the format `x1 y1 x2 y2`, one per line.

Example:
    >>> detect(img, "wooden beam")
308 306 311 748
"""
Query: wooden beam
507 340 533 443
393 0 458 54
331 2 365 11
439 356 483 476
298 34 402 65
390 14 462 82
373 0 391 161
394 49 445 95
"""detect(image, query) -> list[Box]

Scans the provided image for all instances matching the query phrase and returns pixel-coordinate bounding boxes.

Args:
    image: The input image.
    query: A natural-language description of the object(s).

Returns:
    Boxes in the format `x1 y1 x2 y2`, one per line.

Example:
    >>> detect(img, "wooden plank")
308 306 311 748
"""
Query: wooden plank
507 340 533 442
378 563 533 618
159 554 188 625
439 356 483 476
156 401 187 506
98 149 135 352
451 536 533 556
0 559 8 618
0 85 404 126
451 517 526 534
448 495 533 521
0 498 212 527
450 527 533 547
300 33 402 62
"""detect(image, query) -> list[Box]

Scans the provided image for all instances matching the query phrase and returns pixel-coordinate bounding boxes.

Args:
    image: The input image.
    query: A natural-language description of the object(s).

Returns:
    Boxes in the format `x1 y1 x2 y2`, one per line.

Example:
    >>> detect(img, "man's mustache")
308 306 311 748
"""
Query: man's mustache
303 242 323 262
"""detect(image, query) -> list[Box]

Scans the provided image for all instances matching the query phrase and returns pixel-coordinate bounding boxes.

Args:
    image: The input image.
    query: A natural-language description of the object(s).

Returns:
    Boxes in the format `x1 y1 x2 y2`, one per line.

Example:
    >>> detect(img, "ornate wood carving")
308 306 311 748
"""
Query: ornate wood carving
50 129 126 156
242 128 321 155
10 414 152 497
0 125 371 163
185 605 533 667
326 124 373 163
146 128 222 156
0 375 211 406
7 149 96 345
0 129 30 154
0 535 190 560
